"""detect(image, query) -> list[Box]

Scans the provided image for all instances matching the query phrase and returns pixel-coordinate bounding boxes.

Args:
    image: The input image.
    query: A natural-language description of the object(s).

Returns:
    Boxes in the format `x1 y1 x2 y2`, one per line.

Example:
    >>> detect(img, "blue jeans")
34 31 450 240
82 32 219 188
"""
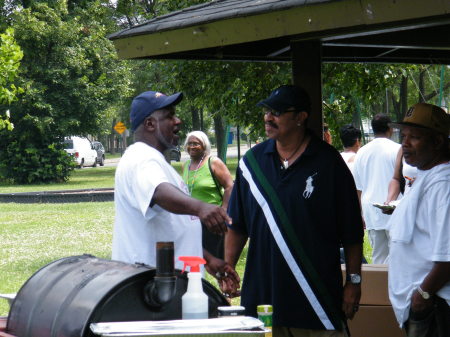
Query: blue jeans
405 296 450 337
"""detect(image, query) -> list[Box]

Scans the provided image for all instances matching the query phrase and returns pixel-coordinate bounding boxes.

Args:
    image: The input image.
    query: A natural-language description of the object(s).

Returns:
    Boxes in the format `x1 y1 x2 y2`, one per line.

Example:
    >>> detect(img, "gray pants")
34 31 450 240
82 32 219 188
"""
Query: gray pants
405 296 450 337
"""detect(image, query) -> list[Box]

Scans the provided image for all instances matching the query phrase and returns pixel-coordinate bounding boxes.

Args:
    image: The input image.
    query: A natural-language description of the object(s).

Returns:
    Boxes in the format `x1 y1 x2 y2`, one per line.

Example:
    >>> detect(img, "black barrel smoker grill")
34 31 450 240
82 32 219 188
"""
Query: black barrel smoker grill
5 246 229 337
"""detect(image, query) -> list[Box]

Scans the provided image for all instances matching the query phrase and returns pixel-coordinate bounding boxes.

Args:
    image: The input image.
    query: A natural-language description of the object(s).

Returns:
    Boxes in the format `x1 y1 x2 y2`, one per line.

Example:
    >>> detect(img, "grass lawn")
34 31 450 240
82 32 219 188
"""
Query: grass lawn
0 167 117 193
0 158 239 194
0 202 115 315
0 156 371 315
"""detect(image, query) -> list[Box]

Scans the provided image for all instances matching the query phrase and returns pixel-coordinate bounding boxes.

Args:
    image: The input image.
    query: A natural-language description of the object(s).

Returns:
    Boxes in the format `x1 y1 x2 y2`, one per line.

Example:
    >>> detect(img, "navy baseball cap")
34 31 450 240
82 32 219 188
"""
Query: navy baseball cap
257 85 311 114
130 91 183 131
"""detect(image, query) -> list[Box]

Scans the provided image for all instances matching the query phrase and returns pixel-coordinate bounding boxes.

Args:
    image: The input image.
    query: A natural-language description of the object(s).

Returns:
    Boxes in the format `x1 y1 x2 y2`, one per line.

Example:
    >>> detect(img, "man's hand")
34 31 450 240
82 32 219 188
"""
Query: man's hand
204 253 241 298
198 203 231 235
152 183 231 235
411 289 434 314
342 283 361 320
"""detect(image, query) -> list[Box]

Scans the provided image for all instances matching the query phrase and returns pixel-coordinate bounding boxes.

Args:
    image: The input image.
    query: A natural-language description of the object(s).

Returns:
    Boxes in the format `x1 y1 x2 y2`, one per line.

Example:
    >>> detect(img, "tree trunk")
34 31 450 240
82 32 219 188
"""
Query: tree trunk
418 70 425 103
110 118 116 154
389 89 400 118
200 108 204 131
351 110 360 129
191 105 201 131
213 115 226 162
399 75 408 120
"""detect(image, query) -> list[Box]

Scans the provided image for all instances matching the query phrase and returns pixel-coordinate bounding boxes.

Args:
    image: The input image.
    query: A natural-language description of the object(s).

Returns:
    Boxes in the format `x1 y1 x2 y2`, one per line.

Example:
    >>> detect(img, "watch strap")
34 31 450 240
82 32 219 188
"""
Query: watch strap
417 286 431 300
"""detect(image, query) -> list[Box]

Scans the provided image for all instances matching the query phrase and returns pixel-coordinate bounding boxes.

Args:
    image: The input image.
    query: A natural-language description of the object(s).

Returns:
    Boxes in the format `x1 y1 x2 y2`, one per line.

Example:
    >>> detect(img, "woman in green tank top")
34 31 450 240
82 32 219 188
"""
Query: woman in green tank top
182 131 234 259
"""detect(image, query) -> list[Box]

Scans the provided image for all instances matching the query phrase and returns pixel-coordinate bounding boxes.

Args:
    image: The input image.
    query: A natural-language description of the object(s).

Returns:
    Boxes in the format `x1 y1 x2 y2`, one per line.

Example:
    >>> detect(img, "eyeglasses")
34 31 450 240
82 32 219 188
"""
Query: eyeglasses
263 108 297 117
187 142 202 147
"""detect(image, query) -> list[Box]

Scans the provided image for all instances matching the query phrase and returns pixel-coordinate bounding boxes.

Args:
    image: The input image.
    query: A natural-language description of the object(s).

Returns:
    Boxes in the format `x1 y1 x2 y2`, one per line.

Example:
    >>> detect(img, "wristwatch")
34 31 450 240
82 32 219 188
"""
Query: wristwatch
417 286 431 300
346 273 361 285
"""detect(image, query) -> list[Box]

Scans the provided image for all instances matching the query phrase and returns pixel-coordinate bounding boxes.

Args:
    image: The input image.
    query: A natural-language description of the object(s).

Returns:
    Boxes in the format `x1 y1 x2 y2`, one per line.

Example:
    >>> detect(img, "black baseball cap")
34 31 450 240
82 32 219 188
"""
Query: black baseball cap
257 85 311 114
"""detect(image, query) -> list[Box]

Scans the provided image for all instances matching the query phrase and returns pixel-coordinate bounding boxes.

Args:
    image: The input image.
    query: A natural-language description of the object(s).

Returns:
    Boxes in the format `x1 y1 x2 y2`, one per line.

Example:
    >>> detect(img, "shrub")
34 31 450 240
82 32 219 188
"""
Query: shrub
0 139 74 184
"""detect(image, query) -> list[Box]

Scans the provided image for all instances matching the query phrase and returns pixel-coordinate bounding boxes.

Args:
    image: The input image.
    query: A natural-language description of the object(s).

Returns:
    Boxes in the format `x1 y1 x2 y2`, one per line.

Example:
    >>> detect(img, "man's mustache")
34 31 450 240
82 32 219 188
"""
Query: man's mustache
265 121 278 129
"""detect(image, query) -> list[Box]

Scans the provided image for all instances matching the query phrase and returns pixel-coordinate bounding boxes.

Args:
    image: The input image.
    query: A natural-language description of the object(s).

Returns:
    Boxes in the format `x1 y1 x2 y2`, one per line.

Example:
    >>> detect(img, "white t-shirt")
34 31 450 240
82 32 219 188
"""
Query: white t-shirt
340 151 357 173
353 138 400 230
112 142 203 270
388 163 450 326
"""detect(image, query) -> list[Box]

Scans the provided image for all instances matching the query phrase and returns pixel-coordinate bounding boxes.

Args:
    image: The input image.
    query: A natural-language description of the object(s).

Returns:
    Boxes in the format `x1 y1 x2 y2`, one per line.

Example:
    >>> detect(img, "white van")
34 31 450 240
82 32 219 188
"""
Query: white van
63 136 98 168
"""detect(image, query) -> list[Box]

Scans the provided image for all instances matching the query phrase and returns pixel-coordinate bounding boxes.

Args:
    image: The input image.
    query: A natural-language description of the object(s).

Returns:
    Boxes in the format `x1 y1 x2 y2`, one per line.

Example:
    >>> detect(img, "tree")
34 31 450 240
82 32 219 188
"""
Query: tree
0 1 133 183
0 28 23 131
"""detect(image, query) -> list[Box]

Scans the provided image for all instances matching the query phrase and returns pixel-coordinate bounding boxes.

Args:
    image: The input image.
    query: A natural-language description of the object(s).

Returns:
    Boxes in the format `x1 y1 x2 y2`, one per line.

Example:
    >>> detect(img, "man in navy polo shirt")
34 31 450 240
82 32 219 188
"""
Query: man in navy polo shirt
224 85 364 337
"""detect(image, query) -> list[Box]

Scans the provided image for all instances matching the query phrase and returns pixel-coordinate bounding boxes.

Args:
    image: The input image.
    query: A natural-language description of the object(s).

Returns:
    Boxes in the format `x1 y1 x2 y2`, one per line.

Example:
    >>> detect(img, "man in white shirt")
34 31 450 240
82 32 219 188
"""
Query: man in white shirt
339 124 362 174
353 114 400 264
387 102 450 336
112 90 239 290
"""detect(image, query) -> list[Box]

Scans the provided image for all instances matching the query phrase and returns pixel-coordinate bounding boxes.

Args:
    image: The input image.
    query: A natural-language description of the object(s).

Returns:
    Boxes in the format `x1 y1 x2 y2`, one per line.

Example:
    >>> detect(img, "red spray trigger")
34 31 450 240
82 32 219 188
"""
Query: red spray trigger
178 256 206 273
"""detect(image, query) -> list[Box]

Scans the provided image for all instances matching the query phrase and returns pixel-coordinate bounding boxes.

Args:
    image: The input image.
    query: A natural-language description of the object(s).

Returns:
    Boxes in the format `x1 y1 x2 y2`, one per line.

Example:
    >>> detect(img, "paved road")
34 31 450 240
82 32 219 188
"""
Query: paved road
104 144 251 167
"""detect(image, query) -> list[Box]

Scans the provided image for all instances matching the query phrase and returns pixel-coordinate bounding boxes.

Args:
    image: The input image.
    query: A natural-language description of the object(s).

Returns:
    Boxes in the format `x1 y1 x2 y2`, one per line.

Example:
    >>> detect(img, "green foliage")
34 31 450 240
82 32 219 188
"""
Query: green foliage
0 0 133 184
0 136 75 184
10 1 132 137
115 0 208 26
323 63 418 148
0 28 23 130
133 59 291 140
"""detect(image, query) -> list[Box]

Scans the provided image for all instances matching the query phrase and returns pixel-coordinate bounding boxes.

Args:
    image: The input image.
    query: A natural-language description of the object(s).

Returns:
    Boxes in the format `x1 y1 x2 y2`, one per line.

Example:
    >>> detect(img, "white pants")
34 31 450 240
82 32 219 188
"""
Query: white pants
368 229 390 264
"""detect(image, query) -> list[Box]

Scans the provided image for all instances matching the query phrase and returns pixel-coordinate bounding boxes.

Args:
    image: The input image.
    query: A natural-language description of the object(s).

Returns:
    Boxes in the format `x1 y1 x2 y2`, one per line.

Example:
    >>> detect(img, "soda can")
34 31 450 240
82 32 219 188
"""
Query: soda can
256 304 273 328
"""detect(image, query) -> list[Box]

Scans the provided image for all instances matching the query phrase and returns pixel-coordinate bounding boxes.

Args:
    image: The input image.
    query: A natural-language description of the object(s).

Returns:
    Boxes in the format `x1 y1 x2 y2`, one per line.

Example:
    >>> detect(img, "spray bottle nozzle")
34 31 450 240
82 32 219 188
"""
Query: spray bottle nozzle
179 256 206 273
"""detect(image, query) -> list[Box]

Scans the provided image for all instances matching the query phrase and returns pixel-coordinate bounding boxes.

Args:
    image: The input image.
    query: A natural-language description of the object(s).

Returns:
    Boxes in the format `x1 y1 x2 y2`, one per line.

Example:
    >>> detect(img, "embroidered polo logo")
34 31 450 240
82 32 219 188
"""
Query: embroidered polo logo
302 173 318 199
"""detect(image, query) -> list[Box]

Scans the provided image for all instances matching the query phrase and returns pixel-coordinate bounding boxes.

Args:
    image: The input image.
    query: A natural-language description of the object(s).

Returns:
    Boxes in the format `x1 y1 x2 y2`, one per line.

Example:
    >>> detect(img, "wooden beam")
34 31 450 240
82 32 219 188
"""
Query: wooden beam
291 40 323 139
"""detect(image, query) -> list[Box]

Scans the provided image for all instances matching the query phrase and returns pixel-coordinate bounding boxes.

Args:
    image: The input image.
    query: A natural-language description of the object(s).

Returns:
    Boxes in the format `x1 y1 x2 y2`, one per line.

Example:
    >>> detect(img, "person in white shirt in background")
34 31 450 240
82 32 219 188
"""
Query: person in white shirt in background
339 124 362 174
353 114 400 264
387 102 450 337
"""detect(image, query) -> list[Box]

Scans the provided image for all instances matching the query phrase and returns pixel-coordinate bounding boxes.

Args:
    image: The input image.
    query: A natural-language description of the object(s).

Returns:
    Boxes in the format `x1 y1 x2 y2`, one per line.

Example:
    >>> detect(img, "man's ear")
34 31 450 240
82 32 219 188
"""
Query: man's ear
143 116 157 131
433 133 445 150
298 110 308 123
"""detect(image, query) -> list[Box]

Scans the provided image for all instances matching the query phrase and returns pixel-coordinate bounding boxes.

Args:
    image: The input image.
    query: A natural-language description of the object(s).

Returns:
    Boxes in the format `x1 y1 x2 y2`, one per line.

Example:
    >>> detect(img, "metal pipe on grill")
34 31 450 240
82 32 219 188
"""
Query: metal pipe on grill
144 242 177 308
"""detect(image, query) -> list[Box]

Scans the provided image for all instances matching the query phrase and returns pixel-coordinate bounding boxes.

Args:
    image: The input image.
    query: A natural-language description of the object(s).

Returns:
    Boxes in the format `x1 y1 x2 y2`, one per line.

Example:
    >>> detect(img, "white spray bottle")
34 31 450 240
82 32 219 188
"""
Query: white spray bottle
179 256 208 319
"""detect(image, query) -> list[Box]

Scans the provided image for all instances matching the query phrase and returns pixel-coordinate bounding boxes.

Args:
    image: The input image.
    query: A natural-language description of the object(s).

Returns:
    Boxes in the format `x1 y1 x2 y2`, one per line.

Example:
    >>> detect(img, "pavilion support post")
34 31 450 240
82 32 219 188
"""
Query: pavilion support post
291 40 323 139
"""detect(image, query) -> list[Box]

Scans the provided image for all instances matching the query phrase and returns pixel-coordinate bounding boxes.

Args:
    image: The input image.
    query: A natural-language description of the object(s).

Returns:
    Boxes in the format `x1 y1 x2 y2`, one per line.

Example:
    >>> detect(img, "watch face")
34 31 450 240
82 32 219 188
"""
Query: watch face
351 274 361 284
418 287 430 299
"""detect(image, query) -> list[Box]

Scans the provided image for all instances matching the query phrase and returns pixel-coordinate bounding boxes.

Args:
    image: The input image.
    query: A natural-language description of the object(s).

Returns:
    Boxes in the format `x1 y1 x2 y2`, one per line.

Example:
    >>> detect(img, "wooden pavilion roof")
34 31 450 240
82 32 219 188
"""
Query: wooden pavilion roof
109 0 450 64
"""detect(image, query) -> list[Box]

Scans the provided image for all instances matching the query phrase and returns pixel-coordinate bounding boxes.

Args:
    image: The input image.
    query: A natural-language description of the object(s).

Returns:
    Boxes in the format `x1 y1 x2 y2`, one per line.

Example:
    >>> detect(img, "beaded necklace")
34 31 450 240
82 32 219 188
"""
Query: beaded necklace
187 154 205 195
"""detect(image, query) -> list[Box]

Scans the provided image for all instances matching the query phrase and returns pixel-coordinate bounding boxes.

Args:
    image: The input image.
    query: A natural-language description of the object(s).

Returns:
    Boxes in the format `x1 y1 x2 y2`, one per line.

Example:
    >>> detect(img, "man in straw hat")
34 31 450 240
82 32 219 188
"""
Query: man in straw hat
387 102 450 337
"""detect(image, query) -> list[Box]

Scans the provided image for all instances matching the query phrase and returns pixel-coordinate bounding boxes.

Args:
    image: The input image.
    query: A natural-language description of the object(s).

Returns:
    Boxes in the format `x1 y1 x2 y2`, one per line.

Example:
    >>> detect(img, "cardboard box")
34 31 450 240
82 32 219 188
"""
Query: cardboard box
342 264 390 305
348 306 406 337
